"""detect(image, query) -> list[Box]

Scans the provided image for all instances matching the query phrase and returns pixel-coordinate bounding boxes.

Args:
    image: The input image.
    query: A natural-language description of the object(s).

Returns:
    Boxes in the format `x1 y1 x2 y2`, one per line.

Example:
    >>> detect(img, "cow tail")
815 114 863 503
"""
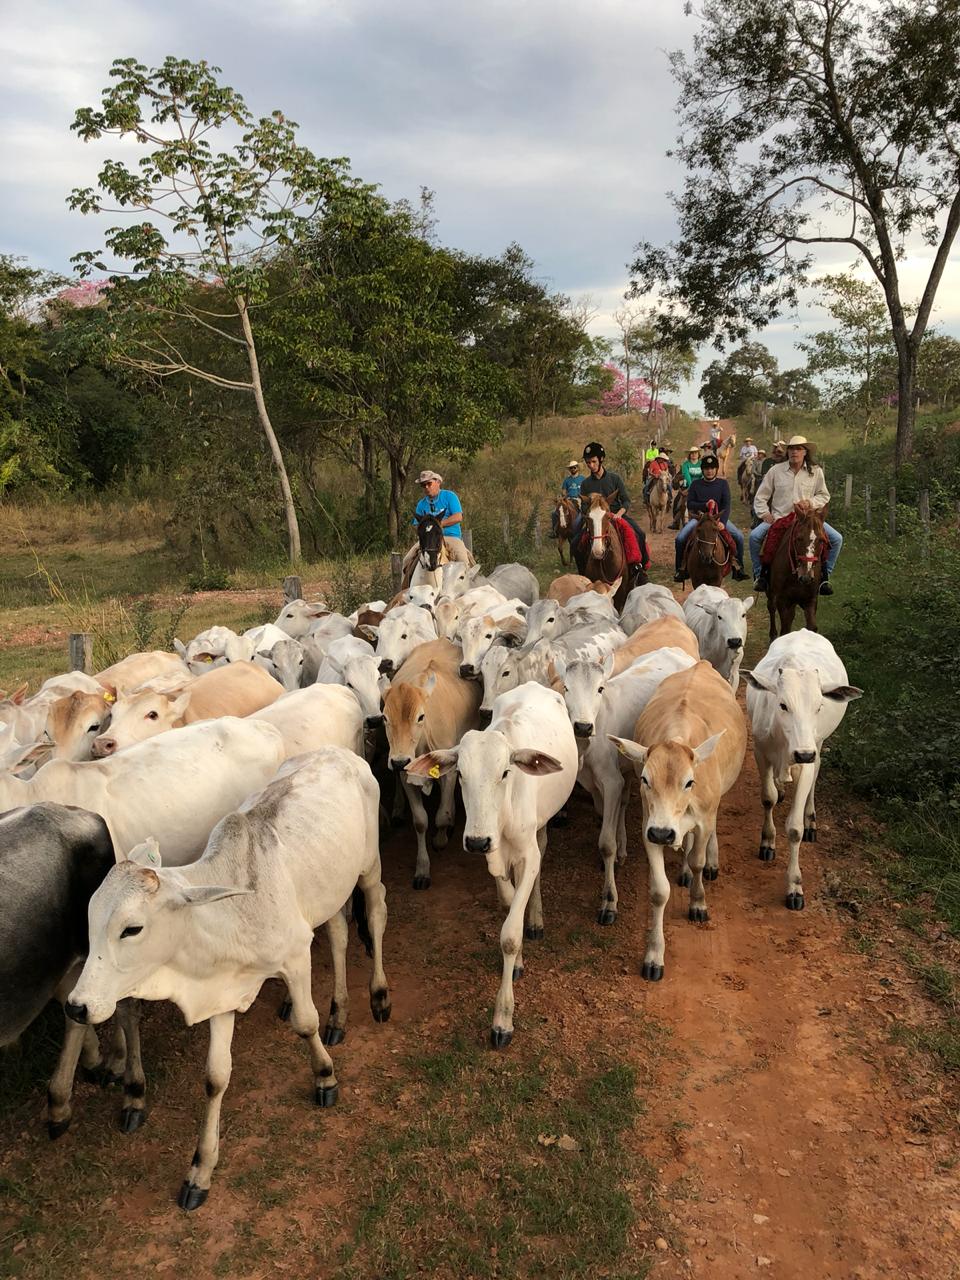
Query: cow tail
352 884 374 957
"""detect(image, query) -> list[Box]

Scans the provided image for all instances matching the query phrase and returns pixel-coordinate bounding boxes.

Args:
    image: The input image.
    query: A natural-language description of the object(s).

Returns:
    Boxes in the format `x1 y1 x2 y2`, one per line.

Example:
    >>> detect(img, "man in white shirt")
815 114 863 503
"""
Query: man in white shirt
749 436 843 595
739 437 759 462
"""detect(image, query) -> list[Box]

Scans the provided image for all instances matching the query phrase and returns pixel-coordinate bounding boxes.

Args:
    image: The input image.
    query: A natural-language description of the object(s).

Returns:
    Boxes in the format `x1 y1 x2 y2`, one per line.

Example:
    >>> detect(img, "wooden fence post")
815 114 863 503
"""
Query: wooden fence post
844 474 853 512
69 633 93 674
501 512 511 548
888 487 897 539
864 484 872 528
920 490 930 559
282 575 302 603
462 528 473 555
532 505 542 551
390 553 403 594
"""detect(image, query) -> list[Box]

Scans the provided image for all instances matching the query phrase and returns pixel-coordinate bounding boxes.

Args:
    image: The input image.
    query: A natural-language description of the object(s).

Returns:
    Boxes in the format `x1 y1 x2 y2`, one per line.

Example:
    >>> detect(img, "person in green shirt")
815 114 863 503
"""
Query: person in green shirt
670 447 704 529
644 438 659 463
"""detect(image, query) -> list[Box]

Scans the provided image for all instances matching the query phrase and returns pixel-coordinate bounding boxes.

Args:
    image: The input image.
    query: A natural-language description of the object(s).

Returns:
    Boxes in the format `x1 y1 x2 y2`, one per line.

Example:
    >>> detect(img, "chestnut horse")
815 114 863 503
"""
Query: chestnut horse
575 494 636 611
645 472 671 533
766 509 827 641
717 434 736 478
683 508 731 588
554 496 579 566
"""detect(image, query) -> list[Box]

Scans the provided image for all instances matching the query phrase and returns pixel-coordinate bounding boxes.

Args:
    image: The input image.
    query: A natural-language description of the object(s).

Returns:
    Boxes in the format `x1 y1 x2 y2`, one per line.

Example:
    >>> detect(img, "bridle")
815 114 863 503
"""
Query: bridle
695 503 729 567
417 518 445 571
787 516 826 577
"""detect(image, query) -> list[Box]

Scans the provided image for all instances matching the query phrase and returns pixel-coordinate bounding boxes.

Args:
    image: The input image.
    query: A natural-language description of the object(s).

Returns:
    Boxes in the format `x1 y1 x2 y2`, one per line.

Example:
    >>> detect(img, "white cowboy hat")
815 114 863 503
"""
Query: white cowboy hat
786 436 812 450
567 459 579 468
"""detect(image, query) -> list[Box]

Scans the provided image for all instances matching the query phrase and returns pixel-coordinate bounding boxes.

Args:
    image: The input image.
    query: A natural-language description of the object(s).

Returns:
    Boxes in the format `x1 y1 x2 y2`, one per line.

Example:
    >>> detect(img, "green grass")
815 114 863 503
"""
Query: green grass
889 1019 960 1073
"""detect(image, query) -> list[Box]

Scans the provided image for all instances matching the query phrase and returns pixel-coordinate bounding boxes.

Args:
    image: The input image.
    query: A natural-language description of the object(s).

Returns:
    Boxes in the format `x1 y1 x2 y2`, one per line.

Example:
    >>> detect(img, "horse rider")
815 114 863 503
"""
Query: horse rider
576 441 648 557
550 459 584 537
643 449 673 506
669 445 702 529
413 469 464 538
673 453 749 582
761 440 786 478
739 436 759 464
708 418 722 450
644 438 660 463
750 436 842 596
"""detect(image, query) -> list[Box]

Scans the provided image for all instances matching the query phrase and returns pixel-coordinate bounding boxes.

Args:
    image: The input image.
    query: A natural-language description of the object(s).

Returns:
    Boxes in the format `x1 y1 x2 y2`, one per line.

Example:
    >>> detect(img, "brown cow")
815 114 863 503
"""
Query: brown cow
546 574 593 605
610 616 700 676
610 661 746 981
45 690 115 762
383 639 481 889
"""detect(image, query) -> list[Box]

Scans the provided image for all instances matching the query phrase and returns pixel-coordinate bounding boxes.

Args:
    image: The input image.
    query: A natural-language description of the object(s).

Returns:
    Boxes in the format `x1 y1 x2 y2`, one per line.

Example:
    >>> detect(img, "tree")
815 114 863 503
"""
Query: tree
768 367 821 410
611 305 644 414
596 362 653 415
801 272 894 441
915 331 960 409
630 0 960 468
68 56 370 562
699 341 777 417
627 308 698 418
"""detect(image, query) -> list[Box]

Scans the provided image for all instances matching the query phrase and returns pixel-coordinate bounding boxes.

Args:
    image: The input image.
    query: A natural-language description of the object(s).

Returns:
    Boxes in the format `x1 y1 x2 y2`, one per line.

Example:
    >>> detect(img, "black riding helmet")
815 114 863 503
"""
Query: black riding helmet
701 455 719 469
583 441 605 461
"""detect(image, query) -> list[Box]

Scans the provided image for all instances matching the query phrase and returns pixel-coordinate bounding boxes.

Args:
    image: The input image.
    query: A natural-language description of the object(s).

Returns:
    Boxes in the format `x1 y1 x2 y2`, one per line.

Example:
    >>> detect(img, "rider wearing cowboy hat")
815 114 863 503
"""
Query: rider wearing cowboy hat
750 436 842 594
674 454 748 582
550 459 585 537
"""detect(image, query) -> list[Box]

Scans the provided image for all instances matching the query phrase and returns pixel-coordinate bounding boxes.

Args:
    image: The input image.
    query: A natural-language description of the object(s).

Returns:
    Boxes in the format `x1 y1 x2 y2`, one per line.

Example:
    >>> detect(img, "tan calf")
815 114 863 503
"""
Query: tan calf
93 661 281 756
46 690 114 762
610 660 746 980
610 615 699 676
383 639 481 888
96 650 190 691
545 574 592 604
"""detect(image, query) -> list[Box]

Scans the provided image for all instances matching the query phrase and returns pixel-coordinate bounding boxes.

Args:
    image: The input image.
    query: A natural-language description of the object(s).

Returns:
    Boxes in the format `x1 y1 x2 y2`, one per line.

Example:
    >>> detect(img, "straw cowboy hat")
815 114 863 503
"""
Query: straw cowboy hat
567 459 579 469
786 435 815 452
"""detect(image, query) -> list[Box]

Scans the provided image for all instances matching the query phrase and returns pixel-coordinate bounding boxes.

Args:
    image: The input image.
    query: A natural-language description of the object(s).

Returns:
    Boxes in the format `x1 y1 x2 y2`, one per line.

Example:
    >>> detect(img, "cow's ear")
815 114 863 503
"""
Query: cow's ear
694 730 725 764
168 691 192 719
602 649 616 679
742 670 776 693
824 684 863 702
406 749 458 778
608 735 647 765
10 683 29 706
419 670 438 696
551 655 567 683
126 837 162 870
173 638 187 658
176 884 252 908
510 749 564 776
99 682 118 704
741 596 755 614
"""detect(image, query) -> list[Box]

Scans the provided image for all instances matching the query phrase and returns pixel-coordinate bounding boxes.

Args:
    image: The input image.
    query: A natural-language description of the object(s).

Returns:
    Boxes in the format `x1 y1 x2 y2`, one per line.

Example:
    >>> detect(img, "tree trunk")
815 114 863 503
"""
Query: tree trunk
387 455 407 545
236 302 302 563
895 343 917 469
360 431 377 516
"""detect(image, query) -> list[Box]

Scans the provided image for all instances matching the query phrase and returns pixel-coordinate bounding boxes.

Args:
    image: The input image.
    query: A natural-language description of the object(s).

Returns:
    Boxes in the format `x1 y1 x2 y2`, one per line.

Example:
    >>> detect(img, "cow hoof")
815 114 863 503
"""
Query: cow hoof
277 998 292 1021
412 875 431 890
758 845 776 862
785 892 805 911
315 1083 339 1108
688 906 709 924
677 870 692 888
371 998 391 1024
512 964 524 981
47 1117 71 1140
597 907 617 926
703 866 719 881
119 1106 146 1134
321 1026 345 1046
802 827 817 843
548 811 568 829
641 961 664 982
523 924 544 941
490 1027 513 1050
177 1181 208 1212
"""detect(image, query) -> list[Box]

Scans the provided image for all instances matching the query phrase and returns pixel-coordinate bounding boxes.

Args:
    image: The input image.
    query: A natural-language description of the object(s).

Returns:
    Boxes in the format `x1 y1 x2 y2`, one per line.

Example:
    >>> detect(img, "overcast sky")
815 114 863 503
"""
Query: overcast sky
2 0 958 413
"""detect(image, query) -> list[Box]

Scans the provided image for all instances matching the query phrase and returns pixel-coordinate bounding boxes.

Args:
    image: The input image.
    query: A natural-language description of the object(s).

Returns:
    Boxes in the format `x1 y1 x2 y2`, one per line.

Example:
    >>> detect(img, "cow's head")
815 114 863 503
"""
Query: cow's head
553 652 616 739
92 689 191 756
478 642 520 725
383 673 437 771
46 690 113 762
609 732 725 847
743 666 862 764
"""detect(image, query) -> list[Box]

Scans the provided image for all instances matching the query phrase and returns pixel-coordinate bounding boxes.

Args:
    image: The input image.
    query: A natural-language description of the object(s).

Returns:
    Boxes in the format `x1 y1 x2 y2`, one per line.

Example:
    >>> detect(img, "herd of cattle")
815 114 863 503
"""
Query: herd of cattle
0 558 861 1210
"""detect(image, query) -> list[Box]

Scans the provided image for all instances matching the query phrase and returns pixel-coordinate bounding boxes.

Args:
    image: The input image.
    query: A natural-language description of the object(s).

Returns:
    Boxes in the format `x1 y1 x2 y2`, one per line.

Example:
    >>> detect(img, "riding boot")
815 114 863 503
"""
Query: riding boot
731 565 749 582
819 570 834 596
754 566 769 592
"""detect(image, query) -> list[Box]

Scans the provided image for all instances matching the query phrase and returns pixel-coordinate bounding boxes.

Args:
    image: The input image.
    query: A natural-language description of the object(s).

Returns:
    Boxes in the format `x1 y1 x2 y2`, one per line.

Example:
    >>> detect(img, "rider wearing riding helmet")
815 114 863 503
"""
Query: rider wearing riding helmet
674 454 748 582
577 441 649 563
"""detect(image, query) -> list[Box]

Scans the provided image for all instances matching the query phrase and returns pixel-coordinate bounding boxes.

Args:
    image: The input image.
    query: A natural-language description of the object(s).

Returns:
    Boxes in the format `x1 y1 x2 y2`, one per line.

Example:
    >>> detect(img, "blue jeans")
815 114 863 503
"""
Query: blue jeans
675 518 743 571
749 522 843 577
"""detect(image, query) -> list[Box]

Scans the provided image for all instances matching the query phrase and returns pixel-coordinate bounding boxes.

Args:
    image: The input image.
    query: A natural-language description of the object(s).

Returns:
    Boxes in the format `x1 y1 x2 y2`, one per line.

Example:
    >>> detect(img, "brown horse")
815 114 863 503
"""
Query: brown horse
766 509 827 641
554 496 579 566
645 472 671 533
683 508 731 588
576 494 633 611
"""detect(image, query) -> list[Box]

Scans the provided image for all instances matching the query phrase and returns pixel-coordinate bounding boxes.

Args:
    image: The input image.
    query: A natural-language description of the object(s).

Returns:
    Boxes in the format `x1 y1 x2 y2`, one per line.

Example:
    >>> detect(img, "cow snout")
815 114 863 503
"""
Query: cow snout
65 1000 88 1025
726 636 743 650
459 664 477 679
378 660 394 676
793 750 816 764
465 835 492 854
364 714 384 729
478 708 493 727
92 736 117 758
390 756 410 773
573 721 594 738
646 826 676 846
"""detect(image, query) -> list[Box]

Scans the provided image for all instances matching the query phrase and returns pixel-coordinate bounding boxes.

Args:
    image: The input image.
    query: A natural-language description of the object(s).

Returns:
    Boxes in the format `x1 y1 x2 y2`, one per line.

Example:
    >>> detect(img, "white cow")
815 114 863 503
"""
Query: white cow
457 609 528 680
683 585 755 692
744 629 862 910
486 563 539 605
273 599 330 639
407 682 577 1048
621 584 686 632
374 604 438 677
477 626 626 723
558 648 698 923
66 748 390 1211
253 637 304 692
249 683 364 758
0 718 286 865
316 637 387 727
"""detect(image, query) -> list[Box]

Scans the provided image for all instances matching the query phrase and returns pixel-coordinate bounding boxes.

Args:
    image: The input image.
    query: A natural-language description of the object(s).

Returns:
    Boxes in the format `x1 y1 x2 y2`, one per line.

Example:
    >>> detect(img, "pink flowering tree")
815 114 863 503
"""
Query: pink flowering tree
596 363 660 415
53 279 111 309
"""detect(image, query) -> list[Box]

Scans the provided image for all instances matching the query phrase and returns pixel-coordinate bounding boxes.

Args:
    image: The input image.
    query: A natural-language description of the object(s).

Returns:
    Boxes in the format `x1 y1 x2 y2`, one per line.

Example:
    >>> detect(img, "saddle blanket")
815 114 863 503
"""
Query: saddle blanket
577 517 646 568
760 513 828 567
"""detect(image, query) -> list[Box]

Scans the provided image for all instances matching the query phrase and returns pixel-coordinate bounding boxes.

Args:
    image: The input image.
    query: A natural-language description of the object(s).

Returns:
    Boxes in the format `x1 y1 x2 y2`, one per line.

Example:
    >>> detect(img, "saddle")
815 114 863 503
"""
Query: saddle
760 514 828 567
577 516 645 567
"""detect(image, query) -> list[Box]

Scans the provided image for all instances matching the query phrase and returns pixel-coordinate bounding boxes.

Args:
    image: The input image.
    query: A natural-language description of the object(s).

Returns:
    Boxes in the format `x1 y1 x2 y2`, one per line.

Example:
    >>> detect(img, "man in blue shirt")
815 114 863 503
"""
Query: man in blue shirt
673 454 748 581
551 461 584 537
413 470 463 539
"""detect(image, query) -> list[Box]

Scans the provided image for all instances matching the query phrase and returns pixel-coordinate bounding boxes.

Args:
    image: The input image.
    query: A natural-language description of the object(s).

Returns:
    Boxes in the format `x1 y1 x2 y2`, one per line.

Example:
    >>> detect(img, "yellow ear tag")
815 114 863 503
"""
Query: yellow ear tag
429 764 441 779
103 692 115 703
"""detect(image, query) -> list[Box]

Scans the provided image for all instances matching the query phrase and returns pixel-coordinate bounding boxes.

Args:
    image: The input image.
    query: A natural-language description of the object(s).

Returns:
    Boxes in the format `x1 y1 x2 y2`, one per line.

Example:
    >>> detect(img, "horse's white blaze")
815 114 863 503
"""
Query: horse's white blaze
588 505 606 560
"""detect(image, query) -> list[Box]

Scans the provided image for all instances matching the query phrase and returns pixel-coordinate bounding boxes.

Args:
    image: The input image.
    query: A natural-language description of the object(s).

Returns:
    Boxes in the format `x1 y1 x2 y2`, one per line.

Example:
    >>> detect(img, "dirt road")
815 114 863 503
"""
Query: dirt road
0 510 957 1280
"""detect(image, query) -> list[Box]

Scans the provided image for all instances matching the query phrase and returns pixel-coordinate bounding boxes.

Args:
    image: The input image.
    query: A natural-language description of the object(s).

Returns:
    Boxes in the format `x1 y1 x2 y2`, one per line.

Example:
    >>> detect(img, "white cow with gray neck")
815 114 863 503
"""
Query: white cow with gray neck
66 748 390 1212
408 682 576 1049
744 629 861 910
683 585 754 692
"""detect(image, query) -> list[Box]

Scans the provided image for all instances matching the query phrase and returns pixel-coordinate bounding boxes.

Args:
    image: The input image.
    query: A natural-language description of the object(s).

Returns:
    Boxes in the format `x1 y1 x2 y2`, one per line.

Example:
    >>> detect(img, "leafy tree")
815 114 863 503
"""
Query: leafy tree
699 341 777 417
68 56 371 562
801 273 894 442
768 367 821 411
626 309 697 419
915 331 960 409
630 0 960 468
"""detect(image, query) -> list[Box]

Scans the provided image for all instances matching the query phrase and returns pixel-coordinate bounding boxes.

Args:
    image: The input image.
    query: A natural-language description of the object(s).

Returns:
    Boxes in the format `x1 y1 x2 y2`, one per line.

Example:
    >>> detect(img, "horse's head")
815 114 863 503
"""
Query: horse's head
586 494 612 560
556 498 570 531
416 514 444 571
789 509 826 581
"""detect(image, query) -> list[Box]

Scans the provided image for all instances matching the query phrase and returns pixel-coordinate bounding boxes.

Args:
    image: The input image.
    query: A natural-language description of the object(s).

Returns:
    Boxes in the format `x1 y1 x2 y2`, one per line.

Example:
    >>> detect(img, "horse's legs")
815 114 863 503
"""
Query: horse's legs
779 602 797 636
768 594 779 642
803 595 819 632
